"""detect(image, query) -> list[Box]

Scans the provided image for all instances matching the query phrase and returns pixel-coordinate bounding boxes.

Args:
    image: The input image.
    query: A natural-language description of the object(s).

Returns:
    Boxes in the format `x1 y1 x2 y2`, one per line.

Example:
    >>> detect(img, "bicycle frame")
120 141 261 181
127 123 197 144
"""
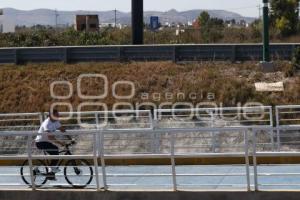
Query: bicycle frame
43 145 73 168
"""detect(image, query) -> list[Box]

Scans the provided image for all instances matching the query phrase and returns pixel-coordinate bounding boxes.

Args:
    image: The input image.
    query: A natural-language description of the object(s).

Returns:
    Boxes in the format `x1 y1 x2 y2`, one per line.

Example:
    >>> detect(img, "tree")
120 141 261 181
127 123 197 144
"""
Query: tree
210 18 225 27
270 0 299 36
292 47 300 70
197 11 224 42
250 19 263 40
198 11 210 27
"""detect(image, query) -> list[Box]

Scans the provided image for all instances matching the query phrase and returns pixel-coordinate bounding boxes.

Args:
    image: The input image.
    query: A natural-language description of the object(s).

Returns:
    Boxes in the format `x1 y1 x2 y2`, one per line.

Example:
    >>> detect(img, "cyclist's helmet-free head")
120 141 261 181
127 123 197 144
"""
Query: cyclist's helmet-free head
49 109 60 121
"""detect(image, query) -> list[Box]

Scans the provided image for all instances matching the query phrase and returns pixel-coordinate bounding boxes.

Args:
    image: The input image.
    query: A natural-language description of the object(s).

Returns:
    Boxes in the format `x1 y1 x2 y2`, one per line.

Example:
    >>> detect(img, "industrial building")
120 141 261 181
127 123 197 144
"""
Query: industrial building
74 15 99 32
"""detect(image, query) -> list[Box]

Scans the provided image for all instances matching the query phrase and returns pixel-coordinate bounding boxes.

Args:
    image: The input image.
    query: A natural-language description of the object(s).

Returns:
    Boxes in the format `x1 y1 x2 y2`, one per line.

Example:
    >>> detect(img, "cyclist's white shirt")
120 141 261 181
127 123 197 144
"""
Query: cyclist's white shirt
35 118 61 143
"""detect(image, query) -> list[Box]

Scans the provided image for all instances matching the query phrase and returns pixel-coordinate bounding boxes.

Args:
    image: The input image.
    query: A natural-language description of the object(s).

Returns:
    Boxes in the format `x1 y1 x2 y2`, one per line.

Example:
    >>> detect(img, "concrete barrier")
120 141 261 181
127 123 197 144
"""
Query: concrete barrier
2 157 300 166
1 190 300 200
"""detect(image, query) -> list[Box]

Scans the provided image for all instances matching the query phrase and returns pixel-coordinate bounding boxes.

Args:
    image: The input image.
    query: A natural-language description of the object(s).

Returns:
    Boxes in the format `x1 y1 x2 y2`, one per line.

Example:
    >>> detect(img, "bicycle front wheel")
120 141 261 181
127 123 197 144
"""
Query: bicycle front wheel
20 160 48 187
64 159 93 188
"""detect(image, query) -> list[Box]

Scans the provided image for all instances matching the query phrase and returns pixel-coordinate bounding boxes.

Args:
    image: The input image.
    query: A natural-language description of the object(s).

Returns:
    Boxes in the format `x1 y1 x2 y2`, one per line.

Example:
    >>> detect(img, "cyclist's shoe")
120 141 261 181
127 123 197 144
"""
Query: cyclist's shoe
49 167 61 173
47 172 57 181
33 167 40 176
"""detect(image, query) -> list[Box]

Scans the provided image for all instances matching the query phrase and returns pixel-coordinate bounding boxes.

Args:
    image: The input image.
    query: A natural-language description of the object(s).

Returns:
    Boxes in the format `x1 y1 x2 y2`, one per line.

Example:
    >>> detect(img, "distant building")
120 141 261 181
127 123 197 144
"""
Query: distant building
187 21 193 27
150 16 160 30
163 22 170 28
0 9 16 33
99 23 123 29
74 15 99 32
225 19 249 28
239 20 248 27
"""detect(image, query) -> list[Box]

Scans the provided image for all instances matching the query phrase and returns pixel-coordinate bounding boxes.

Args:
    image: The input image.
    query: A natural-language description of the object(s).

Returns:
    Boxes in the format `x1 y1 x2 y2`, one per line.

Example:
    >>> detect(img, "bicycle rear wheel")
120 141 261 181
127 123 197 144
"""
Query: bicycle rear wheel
20 160 48 187
64 159 93 188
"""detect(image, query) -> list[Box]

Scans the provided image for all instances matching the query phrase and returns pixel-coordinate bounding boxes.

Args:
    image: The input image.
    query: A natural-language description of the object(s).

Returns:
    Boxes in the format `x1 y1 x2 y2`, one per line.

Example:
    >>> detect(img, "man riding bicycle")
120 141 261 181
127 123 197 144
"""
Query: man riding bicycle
35 109 70 180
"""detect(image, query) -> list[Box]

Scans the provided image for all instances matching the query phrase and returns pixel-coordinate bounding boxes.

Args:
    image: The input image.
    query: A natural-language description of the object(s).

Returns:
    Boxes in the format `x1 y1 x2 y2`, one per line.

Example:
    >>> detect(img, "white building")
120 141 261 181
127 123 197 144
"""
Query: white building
99 23 123 29
0 10 16 33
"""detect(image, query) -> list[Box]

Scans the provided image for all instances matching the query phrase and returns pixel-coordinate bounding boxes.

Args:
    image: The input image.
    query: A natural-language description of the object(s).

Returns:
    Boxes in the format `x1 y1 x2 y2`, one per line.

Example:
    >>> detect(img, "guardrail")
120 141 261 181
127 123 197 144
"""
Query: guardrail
0 43 299 64
0 105 300 191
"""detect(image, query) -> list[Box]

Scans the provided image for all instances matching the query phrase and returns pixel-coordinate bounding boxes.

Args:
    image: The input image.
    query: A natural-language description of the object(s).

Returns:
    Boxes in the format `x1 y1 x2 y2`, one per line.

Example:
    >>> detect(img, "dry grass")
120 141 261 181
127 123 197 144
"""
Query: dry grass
0 61 299 113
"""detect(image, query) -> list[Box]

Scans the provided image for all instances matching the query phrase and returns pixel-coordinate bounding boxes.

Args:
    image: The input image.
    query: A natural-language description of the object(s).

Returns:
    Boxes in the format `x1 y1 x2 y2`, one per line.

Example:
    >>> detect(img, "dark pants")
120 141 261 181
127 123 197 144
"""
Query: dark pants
36 142 59 167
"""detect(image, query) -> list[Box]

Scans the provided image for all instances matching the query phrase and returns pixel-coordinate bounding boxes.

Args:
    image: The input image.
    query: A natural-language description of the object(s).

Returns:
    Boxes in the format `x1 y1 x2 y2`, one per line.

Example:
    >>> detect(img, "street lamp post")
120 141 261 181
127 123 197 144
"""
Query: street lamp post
260 0 274 72
262 0 270 62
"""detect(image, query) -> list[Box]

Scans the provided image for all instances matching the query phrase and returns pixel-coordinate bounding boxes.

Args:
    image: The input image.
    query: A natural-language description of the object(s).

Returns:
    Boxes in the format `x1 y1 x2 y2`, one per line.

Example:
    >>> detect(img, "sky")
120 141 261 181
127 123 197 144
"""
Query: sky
0 0 262 17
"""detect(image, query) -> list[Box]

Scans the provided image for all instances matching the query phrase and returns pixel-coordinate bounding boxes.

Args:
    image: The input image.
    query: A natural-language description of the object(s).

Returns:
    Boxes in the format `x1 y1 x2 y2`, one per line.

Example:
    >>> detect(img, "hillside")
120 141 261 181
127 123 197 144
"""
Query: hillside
1 8 256 26
0 61 299 113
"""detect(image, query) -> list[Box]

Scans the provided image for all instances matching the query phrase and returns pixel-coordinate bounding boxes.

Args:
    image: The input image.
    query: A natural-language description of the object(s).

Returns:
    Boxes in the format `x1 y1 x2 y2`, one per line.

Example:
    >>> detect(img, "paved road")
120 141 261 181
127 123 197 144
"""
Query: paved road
1 165 300 190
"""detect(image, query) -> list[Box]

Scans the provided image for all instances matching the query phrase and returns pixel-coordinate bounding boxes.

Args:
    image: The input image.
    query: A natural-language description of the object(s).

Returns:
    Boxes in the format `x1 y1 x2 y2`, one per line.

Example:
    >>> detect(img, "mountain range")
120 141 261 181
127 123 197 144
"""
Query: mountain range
1 8 256 27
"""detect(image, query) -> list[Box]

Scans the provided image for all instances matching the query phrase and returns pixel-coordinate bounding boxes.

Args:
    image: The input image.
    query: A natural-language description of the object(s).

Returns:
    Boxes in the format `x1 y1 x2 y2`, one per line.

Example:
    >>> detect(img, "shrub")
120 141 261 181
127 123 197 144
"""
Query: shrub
292 47 300 71
282 47 300 77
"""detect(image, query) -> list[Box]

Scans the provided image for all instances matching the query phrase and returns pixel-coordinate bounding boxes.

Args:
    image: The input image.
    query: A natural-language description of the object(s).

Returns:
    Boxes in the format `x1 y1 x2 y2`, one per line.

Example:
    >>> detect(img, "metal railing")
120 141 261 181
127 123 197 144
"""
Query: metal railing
0 105 299 191
0 43 298 64
251 106 300 190
0 128 251 191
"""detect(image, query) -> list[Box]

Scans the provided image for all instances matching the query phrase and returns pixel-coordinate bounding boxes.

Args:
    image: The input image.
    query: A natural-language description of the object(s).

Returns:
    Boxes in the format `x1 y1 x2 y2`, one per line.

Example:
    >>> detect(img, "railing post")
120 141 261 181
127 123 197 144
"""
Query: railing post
269 107 275 151
172 46 177 63
231 45 236 62
270 130 275 152
38 113 44 125
14 49 19 65
211 112 216 153
99 130 108 190
93 133 100 191
252 129 258 191
63 48 69 64
43 112 47 121
244 130 251 191
152 110 160 153
170 133 177 191
95 113 99 129
291 44 296 60
27 133 36 190
118 46 125 62
275 107 281 151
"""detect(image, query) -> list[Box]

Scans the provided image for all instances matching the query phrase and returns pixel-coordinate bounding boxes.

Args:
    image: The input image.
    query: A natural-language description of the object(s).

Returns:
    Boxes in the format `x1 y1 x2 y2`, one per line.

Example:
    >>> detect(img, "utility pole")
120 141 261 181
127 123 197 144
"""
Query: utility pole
85 15 89 32
258 4 262 19
114 9 117 28
54 9 59 28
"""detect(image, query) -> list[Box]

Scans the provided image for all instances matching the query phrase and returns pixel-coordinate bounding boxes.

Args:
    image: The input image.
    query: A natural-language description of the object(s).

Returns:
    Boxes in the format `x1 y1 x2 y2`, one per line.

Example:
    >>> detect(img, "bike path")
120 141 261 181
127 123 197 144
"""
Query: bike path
1 165 300 190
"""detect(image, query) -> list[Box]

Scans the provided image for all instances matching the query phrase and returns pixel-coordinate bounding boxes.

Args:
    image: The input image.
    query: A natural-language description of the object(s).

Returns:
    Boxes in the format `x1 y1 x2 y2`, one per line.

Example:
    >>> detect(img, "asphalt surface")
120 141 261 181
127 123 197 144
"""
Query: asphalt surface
1 165 300 190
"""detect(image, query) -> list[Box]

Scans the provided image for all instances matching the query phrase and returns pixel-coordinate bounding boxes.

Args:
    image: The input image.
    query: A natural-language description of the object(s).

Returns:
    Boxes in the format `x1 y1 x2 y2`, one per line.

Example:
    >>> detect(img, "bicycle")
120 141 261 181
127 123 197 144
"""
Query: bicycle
20 141 93 188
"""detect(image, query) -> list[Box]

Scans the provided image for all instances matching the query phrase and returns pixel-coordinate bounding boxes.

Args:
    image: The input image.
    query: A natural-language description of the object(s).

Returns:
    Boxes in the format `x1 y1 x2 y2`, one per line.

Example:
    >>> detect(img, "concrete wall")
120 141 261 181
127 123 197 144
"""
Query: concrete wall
1 191 300 200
